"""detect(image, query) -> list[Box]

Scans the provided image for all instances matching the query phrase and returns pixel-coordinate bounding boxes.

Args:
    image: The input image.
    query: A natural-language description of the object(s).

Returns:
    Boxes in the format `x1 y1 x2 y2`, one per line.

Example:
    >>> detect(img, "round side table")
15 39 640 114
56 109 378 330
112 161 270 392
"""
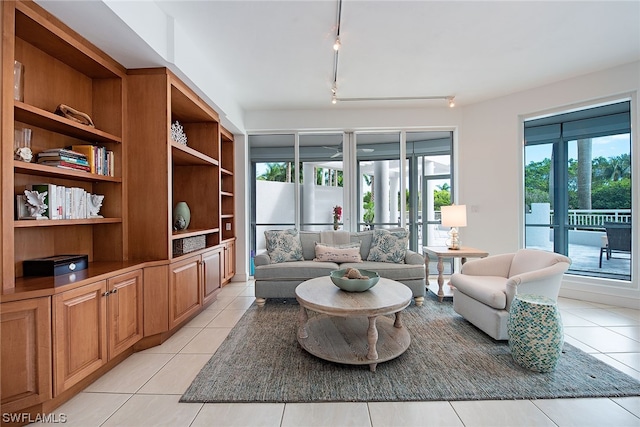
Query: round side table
507 294 563 372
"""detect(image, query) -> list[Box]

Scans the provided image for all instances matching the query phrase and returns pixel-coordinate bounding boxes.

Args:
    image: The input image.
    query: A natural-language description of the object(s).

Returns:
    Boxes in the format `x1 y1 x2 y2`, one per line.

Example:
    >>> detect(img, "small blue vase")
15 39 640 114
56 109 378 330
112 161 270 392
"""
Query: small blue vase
173 202 191 231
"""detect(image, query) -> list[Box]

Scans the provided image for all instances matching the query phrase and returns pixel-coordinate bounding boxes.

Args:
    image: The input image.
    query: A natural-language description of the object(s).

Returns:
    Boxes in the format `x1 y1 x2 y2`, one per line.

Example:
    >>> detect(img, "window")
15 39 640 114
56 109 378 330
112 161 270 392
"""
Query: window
299 133 345 230
249 130 454 257
406 131 454 255
524 101 632 281
249 134 295 252
355 132 401 231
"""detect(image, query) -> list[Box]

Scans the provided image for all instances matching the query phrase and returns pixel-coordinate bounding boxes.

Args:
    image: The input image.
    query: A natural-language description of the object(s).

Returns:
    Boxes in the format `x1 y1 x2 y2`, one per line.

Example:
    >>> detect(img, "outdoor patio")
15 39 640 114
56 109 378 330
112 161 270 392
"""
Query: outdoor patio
530 242 632 281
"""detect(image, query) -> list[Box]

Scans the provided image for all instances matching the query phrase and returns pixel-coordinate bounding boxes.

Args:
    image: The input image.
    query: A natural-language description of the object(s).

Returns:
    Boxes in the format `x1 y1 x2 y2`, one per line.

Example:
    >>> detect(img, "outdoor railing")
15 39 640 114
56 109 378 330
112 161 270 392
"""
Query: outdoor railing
550 209 631 228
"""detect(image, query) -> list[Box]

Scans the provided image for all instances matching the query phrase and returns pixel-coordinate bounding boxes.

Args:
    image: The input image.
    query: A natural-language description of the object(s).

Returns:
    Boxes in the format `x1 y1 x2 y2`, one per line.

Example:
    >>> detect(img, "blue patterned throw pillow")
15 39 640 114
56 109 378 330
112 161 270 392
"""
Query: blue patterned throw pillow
366 229 409 263
264 229 304 263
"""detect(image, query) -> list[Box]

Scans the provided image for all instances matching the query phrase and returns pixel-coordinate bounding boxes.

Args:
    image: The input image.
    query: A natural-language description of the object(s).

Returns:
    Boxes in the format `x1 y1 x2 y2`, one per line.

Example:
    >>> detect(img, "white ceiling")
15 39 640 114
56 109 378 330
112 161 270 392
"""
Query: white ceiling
37 1 640 113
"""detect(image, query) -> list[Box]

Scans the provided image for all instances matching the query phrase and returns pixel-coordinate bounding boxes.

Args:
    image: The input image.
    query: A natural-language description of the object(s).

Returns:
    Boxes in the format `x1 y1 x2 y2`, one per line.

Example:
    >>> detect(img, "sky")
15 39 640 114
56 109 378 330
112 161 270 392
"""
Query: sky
525 134 631 164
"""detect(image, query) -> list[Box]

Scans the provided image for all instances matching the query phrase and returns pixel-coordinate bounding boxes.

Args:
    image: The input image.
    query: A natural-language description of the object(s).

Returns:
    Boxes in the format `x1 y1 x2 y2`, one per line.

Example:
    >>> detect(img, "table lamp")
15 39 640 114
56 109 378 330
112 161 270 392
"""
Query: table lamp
441 204 467 250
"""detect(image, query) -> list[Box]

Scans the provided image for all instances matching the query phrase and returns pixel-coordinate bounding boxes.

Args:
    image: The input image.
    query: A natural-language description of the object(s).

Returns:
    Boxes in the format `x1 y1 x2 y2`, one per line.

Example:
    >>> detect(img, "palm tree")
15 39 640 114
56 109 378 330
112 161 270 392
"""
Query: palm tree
257 163 287 182
577 139 592 209
610 154 631 181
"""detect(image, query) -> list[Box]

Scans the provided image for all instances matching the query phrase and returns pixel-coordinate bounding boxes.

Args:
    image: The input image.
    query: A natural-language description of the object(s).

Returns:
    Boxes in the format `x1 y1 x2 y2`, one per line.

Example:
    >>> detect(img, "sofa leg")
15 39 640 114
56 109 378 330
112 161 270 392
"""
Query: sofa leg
414 296 424 307
256 297 266 307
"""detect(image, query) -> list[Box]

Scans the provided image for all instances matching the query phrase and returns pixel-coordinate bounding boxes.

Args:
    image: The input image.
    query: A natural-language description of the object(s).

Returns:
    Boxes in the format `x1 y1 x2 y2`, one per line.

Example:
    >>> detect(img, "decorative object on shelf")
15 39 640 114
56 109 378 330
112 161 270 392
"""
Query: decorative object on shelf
14 128 33 162
173 235 206 256
23 189 48 219
88 194 105 218
173 201 191 231
171 121 188 145
13 60 24 101
15 194 31 220
15 146 33 162
441 204 467 250
54 104 95 127
333 205 342 230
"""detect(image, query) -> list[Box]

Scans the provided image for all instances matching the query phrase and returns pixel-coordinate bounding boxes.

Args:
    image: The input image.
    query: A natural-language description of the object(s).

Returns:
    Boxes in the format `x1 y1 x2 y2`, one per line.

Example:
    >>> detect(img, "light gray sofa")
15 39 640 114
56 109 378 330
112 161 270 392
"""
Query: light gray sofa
254 229 426 306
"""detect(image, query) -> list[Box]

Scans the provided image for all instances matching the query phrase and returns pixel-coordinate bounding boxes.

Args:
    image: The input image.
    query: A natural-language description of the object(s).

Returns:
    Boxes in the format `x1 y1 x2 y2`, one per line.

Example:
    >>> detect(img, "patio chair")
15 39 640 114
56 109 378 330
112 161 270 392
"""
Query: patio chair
599 222 632 268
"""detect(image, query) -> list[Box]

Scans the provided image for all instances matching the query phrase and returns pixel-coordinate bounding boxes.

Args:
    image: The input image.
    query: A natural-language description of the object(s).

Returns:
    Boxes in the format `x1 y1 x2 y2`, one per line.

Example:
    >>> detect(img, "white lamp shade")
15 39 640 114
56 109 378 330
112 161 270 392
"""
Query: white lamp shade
441 204 467 227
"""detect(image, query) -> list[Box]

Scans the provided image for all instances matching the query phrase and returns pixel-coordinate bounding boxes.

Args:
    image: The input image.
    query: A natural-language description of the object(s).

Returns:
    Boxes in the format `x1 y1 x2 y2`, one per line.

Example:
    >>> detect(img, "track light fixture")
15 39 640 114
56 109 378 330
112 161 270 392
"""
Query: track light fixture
328 2 456 107
332 95 456 106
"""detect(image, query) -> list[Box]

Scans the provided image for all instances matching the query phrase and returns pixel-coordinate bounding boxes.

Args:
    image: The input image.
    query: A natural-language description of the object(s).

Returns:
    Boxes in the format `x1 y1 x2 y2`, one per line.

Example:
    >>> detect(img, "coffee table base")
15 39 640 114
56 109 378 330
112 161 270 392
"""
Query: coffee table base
298 313 410 372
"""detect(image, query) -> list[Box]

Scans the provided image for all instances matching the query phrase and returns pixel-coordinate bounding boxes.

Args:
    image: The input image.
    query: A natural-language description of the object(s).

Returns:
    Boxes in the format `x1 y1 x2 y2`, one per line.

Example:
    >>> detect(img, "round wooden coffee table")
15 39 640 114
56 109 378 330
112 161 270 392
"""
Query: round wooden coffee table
295 276 412 372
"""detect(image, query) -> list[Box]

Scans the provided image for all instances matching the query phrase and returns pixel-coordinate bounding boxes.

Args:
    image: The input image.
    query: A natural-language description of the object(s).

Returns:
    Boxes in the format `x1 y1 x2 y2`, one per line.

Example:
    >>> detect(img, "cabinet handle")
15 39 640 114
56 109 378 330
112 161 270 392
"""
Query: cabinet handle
102 291 110 297
111 288 118 294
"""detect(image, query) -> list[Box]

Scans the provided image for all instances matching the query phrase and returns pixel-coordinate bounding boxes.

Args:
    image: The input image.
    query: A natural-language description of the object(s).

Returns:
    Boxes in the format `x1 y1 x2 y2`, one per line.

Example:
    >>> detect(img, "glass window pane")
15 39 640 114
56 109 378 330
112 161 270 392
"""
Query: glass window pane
250 134 295 252
406 131 453 255
524 101 632 282
356 132 401 230
524 142 554 251
299 133 344 231
566 135 631 280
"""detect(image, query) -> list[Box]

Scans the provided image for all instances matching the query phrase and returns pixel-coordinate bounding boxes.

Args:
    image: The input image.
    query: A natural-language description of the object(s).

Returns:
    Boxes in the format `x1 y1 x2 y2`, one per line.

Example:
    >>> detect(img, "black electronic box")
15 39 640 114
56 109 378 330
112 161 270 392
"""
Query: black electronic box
23 254 89 277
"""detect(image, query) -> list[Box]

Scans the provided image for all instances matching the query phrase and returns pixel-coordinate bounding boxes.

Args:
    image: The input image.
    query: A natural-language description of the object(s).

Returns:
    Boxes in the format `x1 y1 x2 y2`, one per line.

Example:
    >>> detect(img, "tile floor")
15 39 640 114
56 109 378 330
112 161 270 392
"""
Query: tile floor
34 280 640 427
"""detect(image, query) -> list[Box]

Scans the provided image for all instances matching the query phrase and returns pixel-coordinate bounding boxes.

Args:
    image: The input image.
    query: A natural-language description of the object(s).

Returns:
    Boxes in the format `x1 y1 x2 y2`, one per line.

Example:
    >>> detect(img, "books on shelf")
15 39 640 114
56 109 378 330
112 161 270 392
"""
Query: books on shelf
38 160 91 172
34 146 115 176
71 145 115 176
23 183 104 220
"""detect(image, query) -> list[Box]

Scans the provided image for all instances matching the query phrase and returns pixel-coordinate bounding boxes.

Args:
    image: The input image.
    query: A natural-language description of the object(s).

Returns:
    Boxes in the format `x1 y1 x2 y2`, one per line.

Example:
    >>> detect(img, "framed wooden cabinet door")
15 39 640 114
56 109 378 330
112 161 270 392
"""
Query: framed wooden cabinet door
0 297 52 413
223 240 236 284
53 281 107 396
108 270 143 358
202 248 222 305
169 256 202 329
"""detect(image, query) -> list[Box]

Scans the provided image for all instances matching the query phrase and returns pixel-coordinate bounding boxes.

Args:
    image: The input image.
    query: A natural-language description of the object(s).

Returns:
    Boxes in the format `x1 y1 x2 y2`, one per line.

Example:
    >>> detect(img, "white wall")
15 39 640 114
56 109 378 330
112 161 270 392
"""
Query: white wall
242 61 640 307
459 61 639 306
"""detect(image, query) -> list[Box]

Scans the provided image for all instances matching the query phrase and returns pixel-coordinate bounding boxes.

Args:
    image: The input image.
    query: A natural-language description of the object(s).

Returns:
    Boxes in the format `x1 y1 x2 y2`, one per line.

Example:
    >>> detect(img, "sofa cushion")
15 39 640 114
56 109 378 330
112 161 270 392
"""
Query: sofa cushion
451 274 508 310
254 260 339 280
314 242 362 263
367 229 409 263
342 261 424 281
264 229 304 263
350 230 374 260
299 231 321 261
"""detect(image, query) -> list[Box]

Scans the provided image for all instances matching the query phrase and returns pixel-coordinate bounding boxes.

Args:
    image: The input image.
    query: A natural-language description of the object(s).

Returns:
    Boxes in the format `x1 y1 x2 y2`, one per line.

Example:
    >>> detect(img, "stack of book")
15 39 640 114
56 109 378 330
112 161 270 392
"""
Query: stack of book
37 148 90 172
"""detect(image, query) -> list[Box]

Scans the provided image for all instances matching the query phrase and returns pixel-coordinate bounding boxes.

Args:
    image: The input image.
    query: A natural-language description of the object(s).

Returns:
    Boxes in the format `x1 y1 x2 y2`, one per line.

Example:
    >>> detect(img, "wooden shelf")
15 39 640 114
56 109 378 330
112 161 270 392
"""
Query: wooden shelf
14 5 123 79
15 102 122 144
171 228 220 240
221 191 233 197
171 142 218 166
4 0 127 290
14 161 121 182
14 218 122 228
220 168 233 176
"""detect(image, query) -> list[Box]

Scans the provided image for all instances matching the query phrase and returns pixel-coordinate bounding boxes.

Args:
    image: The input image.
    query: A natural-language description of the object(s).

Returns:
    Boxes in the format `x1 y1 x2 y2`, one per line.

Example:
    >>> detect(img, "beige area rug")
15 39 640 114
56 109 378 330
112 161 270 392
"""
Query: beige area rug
181 296 640 403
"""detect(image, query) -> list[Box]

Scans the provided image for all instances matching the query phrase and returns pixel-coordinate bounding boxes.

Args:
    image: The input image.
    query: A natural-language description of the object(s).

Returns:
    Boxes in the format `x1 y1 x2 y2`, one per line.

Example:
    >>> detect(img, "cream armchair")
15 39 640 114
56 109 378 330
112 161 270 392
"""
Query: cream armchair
450 249 571 340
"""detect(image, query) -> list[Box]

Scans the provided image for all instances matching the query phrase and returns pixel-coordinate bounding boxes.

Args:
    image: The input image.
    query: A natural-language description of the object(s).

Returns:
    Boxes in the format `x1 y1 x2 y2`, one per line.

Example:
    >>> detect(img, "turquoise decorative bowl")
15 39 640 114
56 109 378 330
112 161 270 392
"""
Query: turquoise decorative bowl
330 269 380 292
